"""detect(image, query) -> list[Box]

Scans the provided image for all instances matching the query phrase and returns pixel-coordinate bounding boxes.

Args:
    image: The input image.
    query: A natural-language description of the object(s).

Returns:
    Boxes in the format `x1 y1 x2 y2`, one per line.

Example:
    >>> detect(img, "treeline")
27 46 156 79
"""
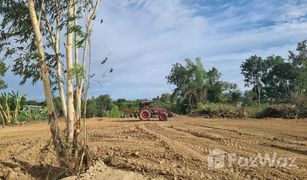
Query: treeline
241 40 307 104
6 94 152 120
3 40 306 121
165 40 307 118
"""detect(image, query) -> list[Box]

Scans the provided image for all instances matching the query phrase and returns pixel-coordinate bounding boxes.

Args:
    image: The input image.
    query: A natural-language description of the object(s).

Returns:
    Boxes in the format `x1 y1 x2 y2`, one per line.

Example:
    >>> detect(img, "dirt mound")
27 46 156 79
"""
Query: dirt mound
61 161 154 180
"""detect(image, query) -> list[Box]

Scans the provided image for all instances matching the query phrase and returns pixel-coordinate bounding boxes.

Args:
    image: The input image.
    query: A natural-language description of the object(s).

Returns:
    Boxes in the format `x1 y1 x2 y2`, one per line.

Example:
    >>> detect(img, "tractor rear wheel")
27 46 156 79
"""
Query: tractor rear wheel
158 112 168 121
139 109 151 121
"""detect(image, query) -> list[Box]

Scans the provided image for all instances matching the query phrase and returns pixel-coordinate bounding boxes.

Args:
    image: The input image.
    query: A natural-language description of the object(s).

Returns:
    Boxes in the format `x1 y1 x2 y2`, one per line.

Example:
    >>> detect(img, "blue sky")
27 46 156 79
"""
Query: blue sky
4 0 307 100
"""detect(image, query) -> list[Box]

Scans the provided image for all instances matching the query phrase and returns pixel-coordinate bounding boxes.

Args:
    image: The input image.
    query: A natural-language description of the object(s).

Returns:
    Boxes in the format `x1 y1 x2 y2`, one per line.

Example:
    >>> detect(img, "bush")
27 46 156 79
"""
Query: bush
243 104 270 118
192 103 246 118
85 99 98 118
104 105 121 118
259 104 299 119
18 107 48 122
192 103 305 119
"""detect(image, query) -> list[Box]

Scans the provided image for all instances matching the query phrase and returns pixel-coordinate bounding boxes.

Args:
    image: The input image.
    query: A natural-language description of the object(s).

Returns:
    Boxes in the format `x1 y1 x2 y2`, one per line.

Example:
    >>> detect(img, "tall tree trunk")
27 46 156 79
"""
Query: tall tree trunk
66 0 75 144
83 37 92 120
257 84 261 104
74 0 81 121
27 0 63 157
55 0 67 120
75 0 100 122
75 36 87 121
72 0 82 160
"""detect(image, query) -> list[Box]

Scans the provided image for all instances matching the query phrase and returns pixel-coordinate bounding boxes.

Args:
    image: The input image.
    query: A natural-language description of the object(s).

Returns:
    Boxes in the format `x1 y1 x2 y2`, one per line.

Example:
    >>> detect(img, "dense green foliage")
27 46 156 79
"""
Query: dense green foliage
0 91 47 125
114 99 140 111
54 95 125 118
241 40 307 104
193 103 246 118
0 60 7 89
18 106 48 122
165 40 306 118
85 95 114 117
166 58 241 114
0 92 25 124
0 0 60 85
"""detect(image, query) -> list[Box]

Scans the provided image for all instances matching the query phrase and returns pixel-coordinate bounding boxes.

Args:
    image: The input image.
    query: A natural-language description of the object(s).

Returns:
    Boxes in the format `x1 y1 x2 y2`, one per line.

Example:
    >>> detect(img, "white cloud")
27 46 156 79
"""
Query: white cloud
86 0 307 99
4 0 307 100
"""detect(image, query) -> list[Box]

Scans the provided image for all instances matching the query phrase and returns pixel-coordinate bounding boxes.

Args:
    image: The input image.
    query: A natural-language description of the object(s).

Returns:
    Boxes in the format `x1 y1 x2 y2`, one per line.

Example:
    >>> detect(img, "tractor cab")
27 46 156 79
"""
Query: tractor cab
139 100 152 109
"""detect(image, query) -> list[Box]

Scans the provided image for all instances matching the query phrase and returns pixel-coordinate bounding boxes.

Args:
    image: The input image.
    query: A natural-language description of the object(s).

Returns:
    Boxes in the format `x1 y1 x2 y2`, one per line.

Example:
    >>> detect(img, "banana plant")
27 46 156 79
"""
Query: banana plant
0 91 25 125
0 93 11 124
10 91 24 122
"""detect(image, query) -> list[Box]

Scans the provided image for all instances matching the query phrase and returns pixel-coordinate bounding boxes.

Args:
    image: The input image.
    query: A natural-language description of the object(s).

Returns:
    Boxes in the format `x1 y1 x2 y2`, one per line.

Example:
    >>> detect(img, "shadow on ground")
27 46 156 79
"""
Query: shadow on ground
0 159 69 179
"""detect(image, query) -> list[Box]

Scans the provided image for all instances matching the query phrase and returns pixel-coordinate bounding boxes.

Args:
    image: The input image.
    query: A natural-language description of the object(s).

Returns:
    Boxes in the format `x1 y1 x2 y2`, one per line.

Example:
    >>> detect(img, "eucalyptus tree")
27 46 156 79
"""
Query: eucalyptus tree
0 0 102 173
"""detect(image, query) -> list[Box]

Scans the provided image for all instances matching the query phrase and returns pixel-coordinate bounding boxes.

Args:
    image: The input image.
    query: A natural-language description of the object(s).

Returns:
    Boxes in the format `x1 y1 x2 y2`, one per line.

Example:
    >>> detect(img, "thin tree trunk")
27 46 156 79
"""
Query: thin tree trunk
41 0 67 120
27 0 63 158
74 1 79 66
83 37 92 119
66 0 76 144
74 0 81 121
82 37 92 161
55 0 67 120
72 0 82 161
75 0 100 123
257 84 261 104
75 39 85 123
74 1 101 157
75 35 87 121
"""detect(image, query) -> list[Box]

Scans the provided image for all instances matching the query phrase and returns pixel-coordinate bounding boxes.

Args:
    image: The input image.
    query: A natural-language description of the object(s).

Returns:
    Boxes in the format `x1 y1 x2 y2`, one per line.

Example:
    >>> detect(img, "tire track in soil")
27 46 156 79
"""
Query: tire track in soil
160 122 302 179
183 122 307 151
180 122 265 149
184 123 257 137
139 123 208 162
165 121 263 155
94 123 204 179
139 123 234 179
164 124 251 152
262 143 307 156
152 122 296 180
161 121 288 179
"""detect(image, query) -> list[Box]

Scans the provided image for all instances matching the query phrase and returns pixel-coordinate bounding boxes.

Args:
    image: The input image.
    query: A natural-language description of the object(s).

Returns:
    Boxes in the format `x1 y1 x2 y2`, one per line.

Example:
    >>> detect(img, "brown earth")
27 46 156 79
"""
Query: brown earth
0 116 307 179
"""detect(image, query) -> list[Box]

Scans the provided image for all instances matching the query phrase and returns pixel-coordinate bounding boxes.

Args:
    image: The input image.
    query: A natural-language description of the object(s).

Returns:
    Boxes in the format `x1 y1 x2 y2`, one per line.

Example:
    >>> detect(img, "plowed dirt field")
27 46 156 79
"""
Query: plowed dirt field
0 116 306 179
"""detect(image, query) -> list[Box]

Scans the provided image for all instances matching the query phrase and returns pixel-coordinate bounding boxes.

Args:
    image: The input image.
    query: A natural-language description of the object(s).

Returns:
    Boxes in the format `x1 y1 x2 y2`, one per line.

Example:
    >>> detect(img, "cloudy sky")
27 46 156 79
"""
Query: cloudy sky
5 0 307 100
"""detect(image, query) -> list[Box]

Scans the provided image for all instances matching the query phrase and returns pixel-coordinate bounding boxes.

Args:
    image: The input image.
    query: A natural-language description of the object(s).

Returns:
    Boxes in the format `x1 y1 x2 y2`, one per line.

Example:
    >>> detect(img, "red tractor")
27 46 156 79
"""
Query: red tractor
139 101 173 121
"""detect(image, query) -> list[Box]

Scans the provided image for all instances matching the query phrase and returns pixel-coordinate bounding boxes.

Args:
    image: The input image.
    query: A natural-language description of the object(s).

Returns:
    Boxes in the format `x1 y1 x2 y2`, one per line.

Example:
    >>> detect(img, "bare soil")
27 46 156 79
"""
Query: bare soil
0 116 307 179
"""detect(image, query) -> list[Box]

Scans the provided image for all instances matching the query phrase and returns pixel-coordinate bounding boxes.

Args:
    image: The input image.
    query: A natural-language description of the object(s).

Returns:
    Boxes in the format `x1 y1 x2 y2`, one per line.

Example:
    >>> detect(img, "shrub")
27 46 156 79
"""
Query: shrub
192 103 246 118
104 105 121 118
18 107 48 122
259 104 299 119
243 103 270 118
193 103 306 119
